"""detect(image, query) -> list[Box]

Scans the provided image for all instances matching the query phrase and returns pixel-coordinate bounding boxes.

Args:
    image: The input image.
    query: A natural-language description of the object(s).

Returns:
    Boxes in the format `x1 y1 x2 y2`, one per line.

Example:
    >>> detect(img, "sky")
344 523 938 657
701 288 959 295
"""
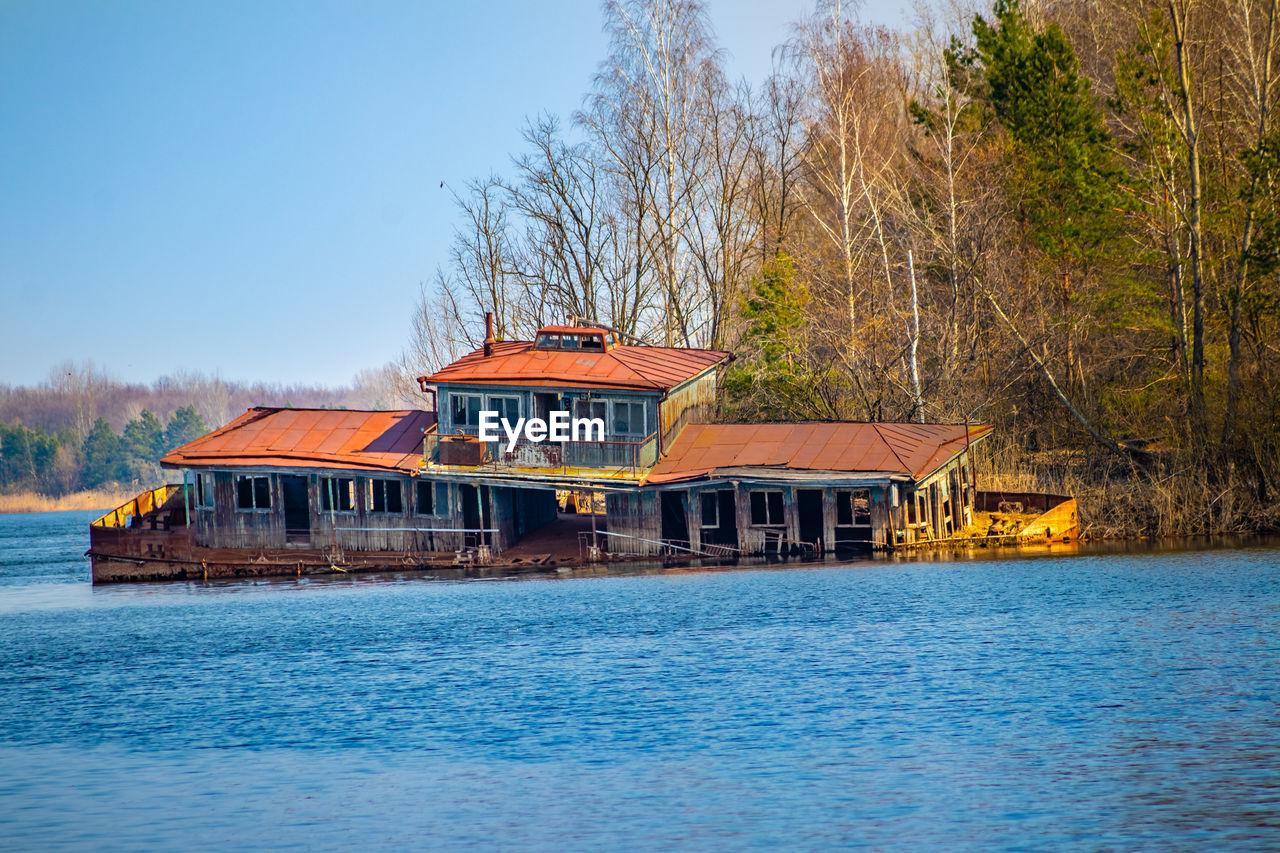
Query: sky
0 0 909 389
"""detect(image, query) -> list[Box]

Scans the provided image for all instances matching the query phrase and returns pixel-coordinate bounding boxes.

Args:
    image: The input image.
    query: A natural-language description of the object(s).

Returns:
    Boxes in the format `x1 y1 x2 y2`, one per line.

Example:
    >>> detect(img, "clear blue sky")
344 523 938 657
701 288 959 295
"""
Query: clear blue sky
0 0 907 388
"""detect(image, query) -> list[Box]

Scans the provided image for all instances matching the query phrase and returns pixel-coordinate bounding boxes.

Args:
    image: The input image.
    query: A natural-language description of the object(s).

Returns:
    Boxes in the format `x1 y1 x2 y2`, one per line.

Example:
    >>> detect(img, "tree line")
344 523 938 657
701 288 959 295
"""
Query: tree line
408 0 1280 536
0 362 418 496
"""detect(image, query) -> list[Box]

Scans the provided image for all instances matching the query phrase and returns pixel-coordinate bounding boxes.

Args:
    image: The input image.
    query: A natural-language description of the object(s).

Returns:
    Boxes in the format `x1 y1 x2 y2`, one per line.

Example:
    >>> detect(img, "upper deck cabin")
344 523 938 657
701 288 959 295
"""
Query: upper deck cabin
418 321 731 483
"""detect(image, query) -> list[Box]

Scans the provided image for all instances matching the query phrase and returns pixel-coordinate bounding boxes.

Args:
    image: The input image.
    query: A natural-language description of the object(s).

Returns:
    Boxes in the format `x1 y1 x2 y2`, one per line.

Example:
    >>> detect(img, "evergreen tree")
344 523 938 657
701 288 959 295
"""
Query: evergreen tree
967 0 1124 268
124 410 165 462
81 418 128 488
163 406 208 452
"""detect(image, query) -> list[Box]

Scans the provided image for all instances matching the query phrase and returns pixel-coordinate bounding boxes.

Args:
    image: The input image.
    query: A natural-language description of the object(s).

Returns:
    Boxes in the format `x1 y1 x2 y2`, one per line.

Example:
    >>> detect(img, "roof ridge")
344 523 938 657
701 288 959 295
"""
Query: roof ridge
606 348 666 389
870 422 912 475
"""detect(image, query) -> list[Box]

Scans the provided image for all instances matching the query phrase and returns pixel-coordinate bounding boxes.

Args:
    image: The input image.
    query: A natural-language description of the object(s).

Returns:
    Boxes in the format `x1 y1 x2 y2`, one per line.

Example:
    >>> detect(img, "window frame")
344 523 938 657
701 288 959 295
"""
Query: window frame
749 489 785 527
369 479 404 514
450 393 483 429
415 480 449 517
836 489 872 527
320 476 356 513
195 472 215 509
611 399 646 436
573 398 606 423
486 394 521 424
234 474 271 512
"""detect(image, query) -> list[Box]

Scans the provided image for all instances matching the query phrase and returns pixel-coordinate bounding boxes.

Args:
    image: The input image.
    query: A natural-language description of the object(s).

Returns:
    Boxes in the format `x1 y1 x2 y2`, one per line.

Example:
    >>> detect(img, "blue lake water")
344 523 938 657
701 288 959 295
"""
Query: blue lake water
1 510 1277 850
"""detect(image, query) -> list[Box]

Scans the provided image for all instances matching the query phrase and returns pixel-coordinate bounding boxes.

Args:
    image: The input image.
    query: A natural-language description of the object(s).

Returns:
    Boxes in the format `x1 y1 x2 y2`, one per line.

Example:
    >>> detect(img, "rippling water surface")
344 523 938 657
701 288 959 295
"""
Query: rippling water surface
1 511 1277 850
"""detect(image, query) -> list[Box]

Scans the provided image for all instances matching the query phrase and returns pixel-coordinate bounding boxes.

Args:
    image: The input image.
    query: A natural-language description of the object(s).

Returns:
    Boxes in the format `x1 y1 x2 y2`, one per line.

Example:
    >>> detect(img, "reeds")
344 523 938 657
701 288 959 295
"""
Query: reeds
0 488 138 515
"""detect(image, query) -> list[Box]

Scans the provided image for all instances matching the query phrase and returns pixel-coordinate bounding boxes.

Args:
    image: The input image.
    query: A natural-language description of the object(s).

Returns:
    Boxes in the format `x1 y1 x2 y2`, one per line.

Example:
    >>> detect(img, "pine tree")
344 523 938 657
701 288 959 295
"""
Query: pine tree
81 419 128 489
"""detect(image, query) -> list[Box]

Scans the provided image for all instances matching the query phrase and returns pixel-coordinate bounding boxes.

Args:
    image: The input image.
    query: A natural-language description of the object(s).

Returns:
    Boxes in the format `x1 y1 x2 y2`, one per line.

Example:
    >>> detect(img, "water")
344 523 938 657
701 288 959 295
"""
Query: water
1 512 1277 850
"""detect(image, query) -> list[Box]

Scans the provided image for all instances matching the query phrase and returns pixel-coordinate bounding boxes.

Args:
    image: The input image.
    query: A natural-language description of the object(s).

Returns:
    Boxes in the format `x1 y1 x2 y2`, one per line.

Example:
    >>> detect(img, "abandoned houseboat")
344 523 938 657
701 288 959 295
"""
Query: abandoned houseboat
88 321 1076 583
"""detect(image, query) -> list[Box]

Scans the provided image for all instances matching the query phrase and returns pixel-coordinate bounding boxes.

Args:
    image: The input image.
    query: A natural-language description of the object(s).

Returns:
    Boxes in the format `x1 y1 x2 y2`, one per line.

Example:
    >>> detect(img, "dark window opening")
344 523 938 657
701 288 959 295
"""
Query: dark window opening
371 479 403 514
750 490 784 526
415 481 448 516
700 492 718 527
451 393 483 427
837 489 872 526
196 473 214 508
321 477 355 512
235 475 270 510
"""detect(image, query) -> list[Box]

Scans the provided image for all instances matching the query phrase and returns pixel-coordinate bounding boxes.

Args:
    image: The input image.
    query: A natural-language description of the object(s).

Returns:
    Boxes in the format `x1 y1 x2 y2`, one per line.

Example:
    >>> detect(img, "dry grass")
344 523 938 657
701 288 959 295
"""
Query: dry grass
0 488 140 515
976 435 1280 538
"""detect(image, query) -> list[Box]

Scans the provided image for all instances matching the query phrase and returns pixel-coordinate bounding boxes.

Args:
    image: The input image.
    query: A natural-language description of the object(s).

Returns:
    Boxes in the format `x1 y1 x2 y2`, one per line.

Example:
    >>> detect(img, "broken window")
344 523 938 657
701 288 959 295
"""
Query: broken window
415 480 448 516
370 479 403 514
579 334 604 352
750 490 784 526
451 393 483 428
612 400 645 435
320 477 355 512
837 489 872 526
573 398 607 423
235 475 270 511
700 492 718 527
195 472 215 508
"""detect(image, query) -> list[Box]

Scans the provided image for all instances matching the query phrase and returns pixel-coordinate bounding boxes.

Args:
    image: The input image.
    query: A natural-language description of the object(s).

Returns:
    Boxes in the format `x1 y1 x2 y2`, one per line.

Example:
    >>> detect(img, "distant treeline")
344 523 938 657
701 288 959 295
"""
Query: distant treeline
0 362 423 496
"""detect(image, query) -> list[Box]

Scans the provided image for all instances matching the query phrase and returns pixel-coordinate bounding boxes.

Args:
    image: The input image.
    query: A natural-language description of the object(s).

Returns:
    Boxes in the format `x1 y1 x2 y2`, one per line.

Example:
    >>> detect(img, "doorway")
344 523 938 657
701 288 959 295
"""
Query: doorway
660 491 689 550
797 489 823 549
281 475 310 543
460 484 492 547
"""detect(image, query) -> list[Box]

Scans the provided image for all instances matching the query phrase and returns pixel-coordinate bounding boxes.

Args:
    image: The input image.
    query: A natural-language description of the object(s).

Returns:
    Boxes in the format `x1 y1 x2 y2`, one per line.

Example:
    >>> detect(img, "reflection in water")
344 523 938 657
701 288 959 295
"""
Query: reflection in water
0 511 1277 850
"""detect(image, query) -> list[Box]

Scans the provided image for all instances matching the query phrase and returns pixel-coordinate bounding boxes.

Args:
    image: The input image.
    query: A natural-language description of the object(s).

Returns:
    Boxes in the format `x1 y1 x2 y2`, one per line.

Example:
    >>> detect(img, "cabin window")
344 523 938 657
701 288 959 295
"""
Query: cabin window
612 400 645 435
535 333 559 348
195 472 214 508
487 395 520 424
750 490 784 526
451 393 483 428
235 475 270 511
700 492 718 528
415 480 449 516
573 398 606 422
370 479 403 514
837 489 872 526
580 334 604 352
320 477 355 512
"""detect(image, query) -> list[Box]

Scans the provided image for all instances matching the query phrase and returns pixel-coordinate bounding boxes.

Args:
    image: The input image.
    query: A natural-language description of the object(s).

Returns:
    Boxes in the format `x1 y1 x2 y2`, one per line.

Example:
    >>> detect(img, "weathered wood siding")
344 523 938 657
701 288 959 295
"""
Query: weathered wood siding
190 469 467 554
605 490 662 555
659 372 717 448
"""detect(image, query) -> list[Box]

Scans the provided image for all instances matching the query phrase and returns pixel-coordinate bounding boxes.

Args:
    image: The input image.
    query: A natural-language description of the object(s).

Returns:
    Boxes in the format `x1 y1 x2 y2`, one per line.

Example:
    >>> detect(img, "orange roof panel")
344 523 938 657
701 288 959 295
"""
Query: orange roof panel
161 408 436 473
644 422 993 484
422 338 731 392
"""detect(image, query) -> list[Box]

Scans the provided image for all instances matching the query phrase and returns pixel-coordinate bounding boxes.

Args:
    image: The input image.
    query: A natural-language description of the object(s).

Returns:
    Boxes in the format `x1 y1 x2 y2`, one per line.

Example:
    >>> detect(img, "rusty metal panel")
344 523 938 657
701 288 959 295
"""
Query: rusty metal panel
646 422 993 485
421 328 730 393
161 408 436 474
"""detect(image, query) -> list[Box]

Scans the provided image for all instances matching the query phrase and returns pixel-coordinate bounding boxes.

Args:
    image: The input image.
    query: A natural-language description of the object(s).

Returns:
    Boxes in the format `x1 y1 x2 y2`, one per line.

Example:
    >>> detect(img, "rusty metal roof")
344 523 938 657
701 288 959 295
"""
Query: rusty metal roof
160 408 436 473
644 422 994 485
421 339 731 392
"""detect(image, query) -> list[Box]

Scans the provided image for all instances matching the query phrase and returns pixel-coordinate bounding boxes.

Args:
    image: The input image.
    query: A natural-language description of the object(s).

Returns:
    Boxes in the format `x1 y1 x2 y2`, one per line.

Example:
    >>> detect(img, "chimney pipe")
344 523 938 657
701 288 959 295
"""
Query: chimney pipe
483 312 495 357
